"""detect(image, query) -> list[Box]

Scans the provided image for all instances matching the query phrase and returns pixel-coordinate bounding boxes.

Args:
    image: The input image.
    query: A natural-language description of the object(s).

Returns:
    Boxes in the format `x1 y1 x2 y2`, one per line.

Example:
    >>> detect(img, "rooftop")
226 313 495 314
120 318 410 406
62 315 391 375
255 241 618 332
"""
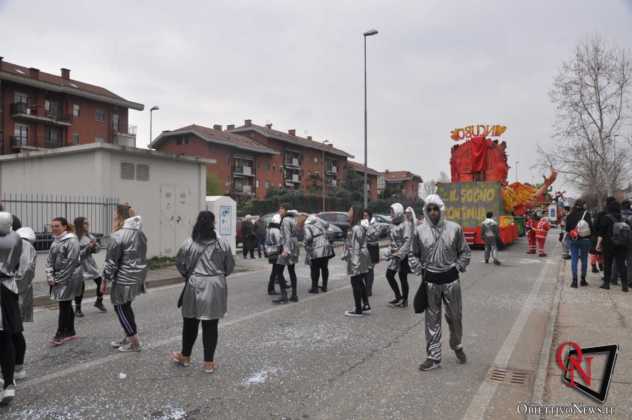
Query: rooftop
347 160 381 176
229 120 354 158
0 57 143 110
150 124 278 155
383 170 423 183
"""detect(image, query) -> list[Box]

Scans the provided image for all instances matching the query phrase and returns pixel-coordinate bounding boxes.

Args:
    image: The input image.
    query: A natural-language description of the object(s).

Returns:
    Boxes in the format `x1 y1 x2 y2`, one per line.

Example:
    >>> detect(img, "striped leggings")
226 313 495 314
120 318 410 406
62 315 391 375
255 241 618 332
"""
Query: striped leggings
114 302 137 337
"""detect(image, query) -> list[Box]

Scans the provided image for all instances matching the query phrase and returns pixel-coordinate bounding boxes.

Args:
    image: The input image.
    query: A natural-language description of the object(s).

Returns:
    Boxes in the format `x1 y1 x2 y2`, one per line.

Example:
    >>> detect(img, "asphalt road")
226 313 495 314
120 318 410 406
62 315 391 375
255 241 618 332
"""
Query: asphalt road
2 236 560 420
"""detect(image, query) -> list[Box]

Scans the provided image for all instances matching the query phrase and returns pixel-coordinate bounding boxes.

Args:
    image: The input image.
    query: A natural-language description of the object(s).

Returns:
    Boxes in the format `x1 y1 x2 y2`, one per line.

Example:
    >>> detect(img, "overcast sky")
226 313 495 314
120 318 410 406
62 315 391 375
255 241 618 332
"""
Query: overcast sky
2 0 632 192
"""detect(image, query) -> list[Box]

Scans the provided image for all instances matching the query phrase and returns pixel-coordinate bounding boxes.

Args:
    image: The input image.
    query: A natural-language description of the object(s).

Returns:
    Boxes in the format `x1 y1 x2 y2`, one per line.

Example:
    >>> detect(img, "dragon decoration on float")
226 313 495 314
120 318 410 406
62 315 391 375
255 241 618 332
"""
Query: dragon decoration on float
449 124 557 216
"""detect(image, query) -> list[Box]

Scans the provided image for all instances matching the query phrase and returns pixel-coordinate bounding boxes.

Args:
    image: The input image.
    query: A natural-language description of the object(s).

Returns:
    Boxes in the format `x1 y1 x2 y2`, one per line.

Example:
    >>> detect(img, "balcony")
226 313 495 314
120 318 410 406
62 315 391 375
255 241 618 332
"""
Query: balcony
326 165 337 175
284 156 300 168
233 183 254 196
114 125 137 148
11 102 71 127
10 135 62 151
233 165 255 177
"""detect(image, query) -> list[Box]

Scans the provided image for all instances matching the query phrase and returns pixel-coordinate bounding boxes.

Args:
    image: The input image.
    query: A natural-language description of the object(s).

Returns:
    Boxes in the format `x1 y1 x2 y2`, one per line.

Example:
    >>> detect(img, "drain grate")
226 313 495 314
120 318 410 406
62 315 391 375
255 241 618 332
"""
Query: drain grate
487 367 531 386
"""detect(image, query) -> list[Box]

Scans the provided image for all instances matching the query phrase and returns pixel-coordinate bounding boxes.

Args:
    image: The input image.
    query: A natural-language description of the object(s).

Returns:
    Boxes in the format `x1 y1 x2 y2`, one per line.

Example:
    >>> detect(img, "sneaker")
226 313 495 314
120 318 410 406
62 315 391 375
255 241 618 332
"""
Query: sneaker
50 335 64 346
289 296 299 303
94 300 108 313
591 266 599 274
320 286 328 293
388 298 401 307
419 359 441 371
527 250 536 255
538 253 547 257
580 279 588 287
493 260 501 266
600 284 610 290
63 333 78 342
75 308 84 318
308 288 319 294
203 361 216 374
344 310 365 317
484 260 489 264
362 304 372 314
455 348 467 364
396 299 408 308
111 337 129 348
14 367 26 380
623 287 629 293
0 383 15 406
170 352 191 367
118 343 142 353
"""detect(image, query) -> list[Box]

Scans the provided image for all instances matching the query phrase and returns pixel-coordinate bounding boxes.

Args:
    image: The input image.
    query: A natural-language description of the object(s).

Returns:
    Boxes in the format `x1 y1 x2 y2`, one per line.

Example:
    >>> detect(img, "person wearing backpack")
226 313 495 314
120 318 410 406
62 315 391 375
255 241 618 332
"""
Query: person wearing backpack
564 199 593 288
480 211 501 265
596 198 629 292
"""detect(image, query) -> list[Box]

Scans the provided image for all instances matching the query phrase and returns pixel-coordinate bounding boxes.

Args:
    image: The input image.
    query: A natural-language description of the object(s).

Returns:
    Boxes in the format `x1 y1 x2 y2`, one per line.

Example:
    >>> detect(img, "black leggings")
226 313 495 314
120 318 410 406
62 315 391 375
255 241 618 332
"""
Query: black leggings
58 300 75 336
350 274 369 313
310 258 330 289
13 332 26 366
182 318 219 362
114 302 137 337
272 264 286 289
604 248 628 287
0 331 15 388
386 268 409 301
75 278 104 307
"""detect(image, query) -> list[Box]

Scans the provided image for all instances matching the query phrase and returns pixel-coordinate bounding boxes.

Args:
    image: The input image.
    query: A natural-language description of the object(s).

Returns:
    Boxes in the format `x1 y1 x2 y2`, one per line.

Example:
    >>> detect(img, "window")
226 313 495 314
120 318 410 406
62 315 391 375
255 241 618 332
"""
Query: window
121 162 135 180
256 180 260 188
45 127 61 146
72 133 80 145
265 181 271 189
44 100 59 117
136 164 150 181
73 104 80 118
13 124 28 145
112 113 120 131
14 92 28 104
96 109 105 122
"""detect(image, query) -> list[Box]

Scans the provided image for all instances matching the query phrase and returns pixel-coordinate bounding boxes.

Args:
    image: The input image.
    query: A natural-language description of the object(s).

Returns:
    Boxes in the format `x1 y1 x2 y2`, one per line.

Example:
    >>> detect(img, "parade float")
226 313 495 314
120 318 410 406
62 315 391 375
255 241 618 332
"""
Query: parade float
436 124 557 246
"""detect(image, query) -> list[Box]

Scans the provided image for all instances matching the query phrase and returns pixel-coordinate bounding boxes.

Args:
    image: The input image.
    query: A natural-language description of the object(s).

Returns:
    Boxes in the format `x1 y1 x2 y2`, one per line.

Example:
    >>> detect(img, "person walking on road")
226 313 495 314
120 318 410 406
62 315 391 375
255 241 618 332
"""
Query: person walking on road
13 227 37 382
565 199 593 288
73 217 107 316
525 211 537 254
241 216 257 259
364 209 388 297
171 211 235 374
277 204 300 303
0 212 23 406
102 204 148 352
46 217 82 346
385 203 412 308
480 212 501 265
596 198 629 292
265 214 283 298
409 195 471 371
343 207 371 316
304 215 334 293
255 216 266 259
534 212 551 257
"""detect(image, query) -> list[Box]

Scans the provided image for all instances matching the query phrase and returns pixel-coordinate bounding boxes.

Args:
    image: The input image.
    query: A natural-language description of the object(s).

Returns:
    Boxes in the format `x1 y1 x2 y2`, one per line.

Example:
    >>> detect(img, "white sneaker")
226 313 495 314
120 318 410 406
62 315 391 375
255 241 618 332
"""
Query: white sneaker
14 368 26 380
0 384 16 406
111 337 129 348
344 310 365 317
118 343 142 353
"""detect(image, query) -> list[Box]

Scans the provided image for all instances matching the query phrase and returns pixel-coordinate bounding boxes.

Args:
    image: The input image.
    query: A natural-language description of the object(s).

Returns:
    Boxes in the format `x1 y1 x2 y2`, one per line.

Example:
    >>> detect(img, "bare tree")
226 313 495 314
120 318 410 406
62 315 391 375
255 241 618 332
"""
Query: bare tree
423 179 437 197
540 36 632 198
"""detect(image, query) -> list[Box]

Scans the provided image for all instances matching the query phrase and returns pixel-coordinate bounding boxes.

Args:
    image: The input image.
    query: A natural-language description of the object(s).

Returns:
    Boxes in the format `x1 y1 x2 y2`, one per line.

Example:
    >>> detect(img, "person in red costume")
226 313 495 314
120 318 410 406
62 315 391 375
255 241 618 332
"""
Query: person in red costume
525 211 537 254
535 213 551 257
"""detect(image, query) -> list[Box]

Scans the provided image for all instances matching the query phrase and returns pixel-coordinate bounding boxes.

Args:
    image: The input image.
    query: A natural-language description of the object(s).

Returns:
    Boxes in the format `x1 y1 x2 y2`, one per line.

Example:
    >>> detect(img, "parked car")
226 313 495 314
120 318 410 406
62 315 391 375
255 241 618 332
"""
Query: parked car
374 214 392 224
318 211 351 237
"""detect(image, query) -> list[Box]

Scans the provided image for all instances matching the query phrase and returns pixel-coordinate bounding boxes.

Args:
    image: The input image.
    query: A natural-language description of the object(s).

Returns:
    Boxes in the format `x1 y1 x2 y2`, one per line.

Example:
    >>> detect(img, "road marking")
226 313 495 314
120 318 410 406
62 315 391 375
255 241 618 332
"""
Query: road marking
462 259 552 420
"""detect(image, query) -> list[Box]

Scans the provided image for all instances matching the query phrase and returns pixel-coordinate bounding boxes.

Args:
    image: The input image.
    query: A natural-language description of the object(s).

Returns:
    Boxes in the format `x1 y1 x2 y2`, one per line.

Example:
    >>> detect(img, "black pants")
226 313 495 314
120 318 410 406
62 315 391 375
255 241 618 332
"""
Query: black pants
114 302 137 337
57 300 75 336
13 332 26 366
350 274 369 313
278 264 297 297
268 266 277 293
386 268 409 301
74 277 104 308
272 263 286 290
310 257 329 289
603 247 628 288
243 246 254 258
0 331 15 388
365 268 374 296
182 317 219 362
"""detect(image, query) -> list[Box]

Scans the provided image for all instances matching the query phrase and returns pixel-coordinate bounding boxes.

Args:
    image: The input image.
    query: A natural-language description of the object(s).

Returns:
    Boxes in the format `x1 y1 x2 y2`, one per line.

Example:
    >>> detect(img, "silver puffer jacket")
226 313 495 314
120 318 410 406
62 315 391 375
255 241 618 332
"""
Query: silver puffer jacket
481 218 499 240
176 237 235 320
0 231 22 295
265 223 282 264
16 228 37 323
79 233 101 281
304 216 334 263
386 203 412 272
277 215 300 266
46 232 82 302
343 224 370 276
103 216 148 305
409 196 471 275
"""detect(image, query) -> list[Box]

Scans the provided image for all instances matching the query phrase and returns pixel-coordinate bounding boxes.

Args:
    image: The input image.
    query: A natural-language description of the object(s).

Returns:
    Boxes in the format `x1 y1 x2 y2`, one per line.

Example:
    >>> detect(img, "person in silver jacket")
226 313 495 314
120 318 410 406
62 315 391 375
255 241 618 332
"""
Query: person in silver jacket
363 210 390 297
13 227 36 382
409 194 471 371
342 207 371 317
46 217 81 345
304 215 334 293
74 217 107 316
102 205 148 353
0 212 22 405
385 203 412 308
171 210 235 374
276 204 300 302
480 211 501 265
265 214 283 298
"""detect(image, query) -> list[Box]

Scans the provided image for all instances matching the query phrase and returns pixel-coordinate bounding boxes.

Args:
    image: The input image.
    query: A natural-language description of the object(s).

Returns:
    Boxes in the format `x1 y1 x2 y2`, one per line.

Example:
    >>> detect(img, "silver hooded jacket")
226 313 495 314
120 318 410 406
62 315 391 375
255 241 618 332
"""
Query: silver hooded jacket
386 203 412 272
480 218 499 240
409 194 471 275
343 224 370 276
265 220 283 264
176 237 235 320
0 231 22 295
79 233 101 281
277 215 300 266
16 228 36 323
103 216 148 305
304 216 334 263
46 232 82 302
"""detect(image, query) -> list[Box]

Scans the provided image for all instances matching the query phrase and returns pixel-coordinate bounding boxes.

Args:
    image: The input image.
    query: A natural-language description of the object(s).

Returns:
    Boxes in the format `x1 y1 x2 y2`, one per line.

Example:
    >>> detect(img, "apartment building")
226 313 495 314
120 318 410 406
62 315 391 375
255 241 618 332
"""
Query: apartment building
382 170 423 200
347 160 380 201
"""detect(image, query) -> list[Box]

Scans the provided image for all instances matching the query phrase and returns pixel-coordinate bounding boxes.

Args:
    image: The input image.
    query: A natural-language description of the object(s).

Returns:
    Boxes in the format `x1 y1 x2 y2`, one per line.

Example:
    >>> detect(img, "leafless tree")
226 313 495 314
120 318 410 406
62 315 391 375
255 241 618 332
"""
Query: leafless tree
540 36 632 198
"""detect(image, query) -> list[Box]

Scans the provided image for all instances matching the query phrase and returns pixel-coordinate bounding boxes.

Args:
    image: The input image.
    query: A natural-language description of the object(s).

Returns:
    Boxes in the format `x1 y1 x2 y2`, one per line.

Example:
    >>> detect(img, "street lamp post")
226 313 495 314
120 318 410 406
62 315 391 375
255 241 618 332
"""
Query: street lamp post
149 105 159 144
363 29 378 209
515 161 519 182
322 140 330 212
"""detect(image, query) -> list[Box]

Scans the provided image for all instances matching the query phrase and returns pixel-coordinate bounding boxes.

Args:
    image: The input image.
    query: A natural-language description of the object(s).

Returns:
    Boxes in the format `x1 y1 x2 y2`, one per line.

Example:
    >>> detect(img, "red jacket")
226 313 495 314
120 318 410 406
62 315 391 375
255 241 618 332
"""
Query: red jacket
535 219 550 239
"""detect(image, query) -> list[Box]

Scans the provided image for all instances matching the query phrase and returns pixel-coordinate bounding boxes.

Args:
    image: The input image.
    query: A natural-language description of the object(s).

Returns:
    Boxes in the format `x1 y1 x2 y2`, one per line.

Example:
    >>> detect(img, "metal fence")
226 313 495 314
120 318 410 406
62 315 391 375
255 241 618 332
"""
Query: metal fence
1 193 119 251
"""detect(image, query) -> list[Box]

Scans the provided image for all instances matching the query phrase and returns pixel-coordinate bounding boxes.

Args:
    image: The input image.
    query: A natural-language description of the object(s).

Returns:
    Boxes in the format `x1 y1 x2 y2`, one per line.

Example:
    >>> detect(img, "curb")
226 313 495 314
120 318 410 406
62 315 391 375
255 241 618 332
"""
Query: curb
527 257 566 420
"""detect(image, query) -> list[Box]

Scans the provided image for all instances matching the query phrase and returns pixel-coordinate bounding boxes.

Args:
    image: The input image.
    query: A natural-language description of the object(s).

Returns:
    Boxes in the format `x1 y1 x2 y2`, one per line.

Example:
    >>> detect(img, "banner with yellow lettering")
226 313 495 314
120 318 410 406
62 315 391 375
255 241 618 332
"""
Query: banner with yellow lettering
436 182 504 228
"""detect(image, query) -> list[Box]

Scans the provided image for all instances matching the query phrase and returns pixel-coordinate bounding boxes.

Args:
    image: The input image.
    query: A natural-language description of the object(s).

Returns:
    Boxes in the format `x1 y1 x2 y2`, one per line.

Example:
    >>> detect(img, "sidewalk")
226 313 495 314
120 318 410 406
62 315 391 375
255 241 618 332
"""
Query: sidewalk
540 258 632 418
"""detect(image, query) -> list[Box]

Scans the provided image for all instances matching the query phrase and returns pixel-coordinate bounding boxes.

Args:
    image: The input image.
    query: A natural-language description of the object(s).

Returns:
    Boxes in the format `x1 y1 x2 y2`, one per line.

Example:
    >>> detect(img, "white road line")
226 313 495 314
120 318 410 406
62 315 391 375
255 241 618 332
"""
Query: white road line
22 283 352 389
462 260 552 420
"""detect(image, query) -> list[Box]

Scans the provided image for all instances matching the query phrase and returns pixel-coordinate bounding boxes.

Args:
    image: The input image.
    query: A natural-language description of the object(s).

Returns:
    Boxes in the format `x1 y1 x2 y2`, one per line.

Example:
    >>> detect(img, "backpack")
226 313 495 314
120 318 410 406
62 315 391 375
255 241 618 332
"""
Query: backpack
608 215 632 248
575 211 591 238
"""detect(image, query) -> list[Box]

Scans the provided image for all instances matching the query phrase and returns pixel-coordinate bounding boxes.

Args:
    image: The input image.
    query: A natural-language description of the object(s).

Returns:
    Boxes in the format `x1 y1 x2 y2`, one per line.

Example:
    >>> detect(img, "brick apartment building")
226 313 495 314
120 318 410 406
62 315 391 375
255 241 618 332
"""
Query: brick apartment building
0 57 143 154
347 160 380 201
382 170 423 200
150 124 277 199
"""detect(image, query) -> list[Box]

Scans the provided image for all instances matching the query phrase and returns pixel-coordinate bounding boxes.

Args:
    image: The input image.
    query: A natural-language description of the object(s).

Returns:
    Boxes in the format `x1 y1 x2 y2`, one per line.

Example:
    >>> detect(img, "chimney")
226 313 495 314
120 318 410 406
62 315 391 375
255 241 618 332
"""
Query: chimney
244 119 252 127
29 67 40 79
213 124 222 131
265 123 273 129
288 129 296 136
61 68 70 80
307 136 312 140
226 124 235 130
0 57 3 69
